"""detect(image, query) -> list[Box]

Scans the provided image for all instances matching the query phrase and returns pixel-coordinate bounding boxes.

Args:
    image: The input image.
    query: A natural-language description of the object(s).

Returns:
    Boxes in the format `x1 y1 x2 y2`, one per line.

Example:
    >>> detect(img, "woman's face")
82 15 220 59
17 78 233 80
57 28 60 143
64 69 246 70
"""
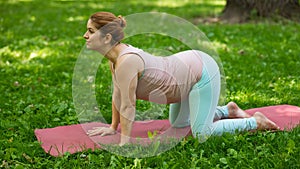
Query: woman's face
83 19 104 51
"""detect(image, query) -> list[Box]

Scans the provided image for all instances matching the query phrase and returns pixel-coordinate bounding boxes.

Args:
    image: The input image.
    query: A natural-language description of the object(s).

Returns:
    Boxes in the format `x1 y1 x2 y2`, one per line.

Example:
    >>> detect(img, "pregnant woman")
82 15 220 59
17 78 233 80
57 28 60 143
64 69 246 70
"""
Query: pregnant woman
84 12 279 145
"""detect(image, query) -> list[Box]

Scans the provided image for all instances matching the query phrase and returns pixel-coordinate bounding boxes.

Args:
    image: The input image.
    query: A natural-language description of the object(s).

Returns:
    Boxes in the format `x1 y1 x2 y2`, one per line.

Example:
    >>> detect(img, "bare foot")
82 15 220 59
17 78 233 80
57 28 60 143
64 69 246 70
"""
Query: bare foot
253 112 280 130
227 102 251 119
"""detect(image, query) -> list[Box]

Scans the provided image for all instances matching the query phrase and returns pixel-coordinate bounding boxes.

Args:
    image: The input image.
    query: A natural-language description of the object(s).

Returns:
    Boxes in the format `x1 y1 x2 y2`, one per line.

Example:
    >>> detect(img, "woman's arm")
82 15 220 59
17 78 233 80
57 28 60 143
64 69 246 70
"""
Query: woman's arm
86 63 121 137
118 78 137 145
111 62 121 130
87 54 142 145
111 95 120 130
114 54 143 145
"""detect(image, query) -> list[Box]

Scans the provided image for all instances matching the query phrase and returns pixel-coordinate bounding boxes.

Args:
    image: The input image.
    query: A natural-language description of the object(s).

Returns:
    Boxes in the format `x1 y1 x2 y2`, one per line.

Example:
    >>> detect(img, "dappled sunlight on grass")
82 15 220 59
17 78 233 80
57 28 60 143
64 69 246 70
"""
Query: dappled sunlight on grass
211 40 228 51
229 90 284 108
0 35 80 66
4 0 33 4
129 0 225 8
126 0 225 18
0 0 300 168
27 48 54 61
227 75 300 108
0 46 22 58
66 16 86 22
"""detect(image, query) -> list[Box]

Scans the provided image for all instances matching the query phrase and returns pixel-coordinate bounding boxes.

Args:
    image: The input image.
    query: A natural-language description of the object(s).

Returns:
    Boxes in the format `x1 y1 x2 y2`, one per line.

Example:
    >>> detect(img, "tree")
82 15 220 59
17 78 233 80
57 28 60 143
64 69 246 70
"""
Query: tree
220 0 300 23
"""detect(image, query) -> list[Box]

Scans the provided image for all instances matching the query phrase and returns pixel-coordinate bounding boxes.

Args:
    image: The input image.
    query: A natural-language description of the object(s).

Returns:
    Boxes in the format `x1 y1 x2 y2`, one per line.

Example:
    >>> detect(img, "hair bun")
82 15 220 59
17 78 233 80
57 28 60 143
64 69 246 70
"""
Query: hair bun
117 15 126 28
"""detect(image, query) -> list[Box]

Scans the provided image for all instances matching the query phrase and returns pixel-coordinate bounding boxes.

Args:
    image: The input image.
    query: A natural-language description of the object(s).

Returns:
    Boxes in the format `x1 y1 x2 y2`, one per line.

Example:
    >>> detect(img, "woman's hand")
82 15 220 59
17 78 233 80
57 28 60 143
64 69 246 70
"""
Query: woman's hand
87 127 116 137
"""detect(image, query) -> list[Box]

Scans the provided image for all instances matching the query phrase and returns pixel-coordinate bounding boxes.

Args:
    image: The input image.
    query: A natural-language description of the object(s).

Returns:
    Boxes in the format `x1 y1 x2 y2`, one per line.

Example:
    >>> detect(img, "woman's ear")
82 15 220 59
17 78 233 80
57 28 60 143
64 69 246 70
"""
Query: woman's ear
104 33 113 45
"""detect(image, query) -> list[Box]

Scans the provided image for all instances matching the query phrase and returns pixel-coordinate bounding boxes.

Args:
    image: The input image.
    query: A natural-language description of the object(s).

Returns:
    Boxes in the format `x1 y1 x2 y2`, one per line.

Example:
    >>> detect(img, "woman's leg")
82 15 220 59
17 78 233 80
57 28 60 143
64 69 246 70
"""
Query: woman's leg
214 105 229 121
170 93 270 137
170 53 277 138
169 100 231 128
212 118 257 135
188 53 259 142
169 100 190 128
188 53 221 142
170 103 229 126
189 69 220 142
214 102 252 120
189 78 259 139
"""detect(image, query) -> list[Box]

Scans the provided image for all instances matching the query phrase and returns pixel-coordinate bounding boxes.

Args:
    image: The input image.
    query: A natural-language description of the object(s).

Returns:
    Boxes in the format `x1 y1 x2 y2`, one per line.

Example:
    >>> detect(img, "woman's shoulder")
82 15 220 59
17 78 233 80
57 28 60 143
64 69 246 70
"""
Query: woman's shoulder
121 44 143 54
116 52 144 69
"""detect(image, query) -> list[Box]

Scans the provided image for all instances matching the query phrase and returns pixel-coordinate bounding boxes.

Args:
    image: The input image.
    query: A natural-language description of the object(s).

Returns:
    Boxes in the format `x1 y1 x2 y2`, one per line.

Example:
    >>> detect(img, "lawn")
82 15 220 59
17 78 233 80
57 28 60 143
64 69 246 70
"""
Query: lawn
0 0 300 168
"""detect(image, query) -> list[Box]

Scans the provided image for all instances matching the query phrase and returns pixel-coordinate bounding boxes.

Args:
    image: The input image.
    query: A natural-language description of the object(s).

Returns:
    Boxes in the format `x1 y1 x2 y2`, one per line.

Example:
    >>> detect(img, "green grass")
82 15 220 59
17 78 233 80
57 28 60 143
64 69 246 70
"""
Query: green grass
1 0 300 168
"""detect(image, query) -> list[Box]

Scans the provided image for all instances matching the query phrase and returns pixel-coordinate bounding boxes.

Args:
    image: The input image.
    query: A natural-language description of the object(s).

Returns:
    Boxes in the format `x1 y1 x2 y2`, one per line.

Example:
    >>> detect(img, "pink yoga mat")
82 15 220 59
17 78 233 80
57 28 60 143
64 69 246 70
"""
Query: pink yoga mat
35 105 300 156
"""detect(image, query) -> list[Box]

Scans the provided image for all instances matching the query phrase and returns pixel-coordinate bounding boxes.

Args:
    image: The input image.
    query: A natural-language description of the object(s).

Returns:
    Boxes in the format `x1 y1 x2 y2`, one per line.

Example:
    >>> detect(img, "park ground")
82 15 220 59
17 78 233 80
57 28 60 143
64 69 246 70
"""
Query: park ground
0 0 299 168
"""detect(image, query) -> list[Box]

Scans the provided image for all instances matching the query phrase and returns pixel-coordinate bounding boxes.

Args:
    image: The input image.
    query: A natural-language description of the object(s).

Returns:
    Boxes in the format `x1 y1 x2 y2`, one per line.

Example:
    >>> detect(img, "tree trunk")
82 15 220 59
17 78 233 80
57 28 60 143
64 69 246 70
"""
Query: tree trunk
220 0 300 23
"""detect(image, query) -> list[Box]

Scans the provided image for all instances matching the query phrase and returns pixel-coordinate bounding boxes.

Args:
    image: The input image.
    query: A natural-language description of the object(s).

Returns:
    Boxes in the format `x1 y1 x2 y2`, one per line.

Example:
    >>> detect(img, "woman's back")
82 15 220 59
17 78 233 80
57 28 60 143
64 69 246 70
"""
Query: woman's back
119 45 204 104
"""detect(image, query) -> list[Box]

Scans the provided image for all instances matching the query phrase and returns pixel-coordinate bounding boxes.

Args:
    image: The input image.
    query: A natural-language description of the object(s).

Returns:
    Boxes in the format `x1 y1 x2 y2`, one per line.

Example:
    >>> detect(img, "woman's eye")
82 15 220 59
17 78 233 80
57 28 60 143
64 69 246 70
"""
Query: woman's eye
88 29 94 34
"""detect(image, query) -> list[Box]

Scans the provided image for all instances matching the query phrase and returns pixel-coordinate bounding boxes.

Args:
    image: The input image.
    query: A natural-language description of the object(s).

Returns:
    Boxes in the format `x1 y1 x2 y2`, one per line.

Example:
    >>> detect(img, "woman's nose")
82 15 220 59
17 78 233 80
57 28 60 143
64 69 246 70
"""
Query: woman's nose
83 32 89 39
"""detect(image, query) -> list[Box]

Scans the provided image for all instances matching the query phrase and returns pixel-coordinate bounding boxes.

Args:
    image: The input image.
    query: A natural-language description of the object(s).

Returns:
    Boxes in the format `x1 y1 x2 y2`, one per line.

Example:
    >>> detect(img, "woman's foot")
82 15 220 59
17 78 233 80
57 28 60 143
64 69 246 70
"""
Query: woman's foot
253 112 280 130
227 102 251 118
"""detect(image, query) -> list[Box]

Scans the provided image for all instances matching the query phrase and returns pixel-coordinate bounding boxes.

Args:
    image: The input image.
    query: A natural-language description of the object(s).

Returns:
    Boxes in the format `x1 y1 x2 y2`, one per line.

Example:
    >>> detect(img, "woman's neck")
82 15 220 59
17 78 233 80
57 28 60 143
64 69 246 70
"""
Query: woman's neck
103 43 127 64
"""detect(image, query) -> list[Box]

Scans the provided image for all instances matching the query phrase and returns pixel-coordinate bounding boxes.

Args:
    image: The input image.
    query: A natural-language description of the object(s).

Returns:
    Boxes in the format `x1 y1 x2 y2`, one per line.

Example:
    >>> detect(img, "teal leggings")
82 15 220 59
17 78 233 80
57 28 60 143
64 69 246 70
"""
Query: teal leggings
169 53 257 142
